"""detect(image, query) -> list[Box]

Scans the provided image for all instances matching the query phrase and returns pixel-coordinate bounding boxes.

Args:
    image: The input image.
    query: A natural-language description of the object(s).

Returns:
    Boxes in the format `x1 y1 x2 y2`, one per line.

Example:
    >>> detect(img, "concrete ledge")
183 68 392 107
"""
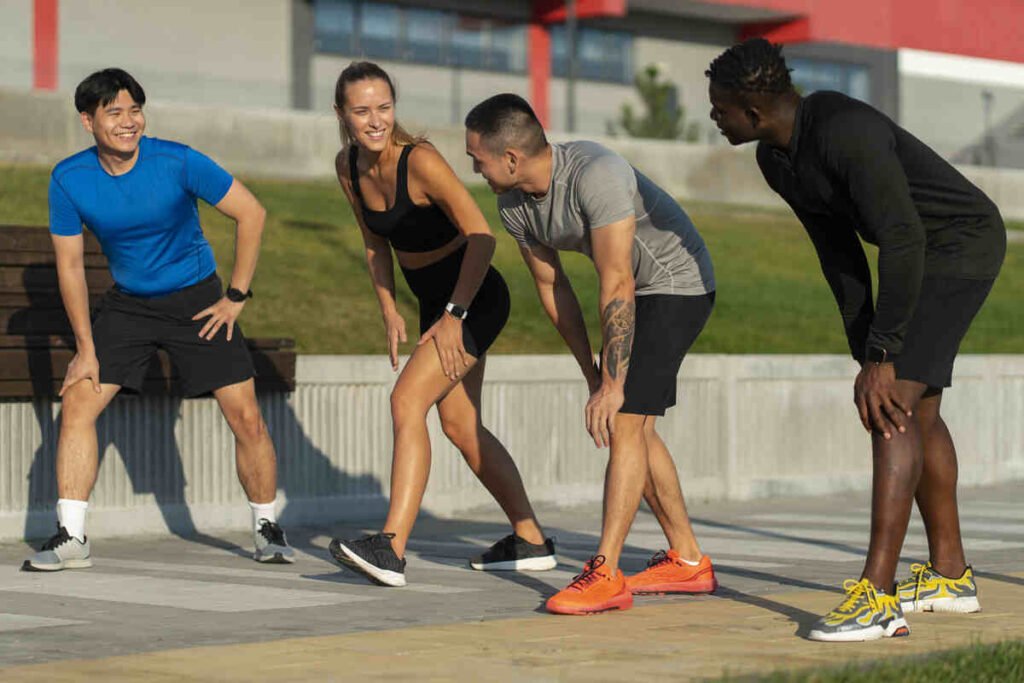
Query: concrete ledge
2 353 1022 541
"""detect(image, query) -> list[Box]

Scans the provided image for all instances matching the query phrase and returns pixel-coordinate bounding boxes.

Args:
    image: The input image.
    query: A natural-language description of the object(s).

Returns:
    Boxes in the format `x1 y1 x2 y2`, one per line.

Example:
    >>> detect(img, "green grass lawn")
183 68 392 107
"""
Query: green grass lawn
730 639 1024 682
2 163 1021 354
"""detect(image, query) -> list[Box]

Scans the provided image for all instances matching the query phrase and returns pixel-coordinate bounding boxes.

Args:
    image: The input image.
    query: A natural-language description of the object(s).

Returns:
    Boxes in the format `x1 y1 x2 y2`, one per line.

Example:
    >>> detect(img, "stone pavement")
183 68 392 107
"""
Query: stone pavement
0 484 1021 681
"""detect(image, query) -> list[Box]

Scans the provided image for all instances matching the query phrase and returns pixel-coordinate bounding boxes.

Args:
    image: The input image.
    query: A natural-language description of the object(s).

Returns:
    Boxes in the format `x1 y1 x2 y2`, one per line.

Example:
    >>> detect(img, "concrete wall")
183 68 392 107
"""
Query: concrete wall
0 0 32 91
15 0 295 110
311 54 634 136
2 354 1022 541
8 89 1024 220
898 48 1024 166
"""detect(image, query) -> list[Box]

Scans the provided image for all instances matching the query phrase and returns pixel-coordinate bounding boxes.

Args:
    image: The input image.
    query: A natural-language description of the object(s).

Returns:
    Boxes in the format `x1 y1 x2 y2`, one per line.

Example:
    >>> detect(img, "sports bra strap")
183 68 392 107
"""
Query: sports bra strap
348 145 363 201
395 144 415 204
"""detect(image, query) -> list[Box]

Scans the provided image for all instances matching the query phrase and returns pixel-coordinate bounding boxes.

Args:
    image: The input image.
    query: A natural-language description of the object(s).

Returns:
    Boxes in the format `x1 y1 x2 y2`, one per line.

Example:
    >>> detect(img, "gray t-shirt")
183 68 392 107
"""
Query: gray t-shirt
498 141 715 296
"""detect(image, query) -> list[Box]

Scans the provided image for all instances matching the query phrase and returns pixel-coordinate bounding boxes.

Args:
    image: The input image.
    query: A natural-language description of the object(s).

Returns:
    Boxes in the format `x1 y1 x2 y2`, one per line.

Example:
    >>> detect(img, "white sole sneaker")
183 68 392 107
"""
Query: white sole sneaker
335 542 406 587
22 557 93 572
902 596 981 613
470 555 558 571
808 617 910 642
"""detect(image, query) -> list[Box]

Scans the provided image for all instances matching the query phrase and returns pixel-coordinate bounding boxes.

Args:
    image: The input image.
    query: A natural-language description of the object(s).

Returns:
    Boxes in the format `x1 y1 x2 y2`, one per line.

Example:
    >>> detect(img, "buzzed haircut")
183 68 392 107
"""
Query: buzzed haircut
74 68 146 115
705 38 793 94
465 94 548 157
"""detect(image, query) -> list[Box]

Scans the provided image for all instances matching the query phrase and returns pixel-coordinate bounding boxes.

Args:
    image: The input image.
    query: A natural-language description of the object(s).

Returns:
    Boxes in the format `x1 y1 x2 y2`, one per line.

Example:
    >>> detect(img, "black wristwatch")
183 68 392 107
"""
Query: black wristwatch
226 286 253 303
445 302 468 320
865 345 888 364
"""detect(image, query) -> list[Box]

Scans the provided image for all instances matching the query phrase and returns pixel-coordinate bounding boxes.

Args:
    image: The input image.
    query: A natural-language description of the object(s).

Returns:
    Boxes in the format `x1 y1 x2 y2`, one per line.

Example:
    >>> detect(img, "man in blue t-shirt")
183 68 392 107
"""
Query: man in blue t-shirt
24 68 294 571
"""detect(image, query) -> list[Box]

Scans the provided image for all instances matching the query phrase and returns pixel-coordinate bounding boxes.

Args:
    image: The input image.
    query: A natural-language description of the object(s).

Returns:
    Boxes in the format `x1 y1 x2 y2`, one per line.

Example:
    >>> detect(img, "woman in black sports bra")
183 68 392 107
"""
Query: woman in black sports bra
327 62 555 587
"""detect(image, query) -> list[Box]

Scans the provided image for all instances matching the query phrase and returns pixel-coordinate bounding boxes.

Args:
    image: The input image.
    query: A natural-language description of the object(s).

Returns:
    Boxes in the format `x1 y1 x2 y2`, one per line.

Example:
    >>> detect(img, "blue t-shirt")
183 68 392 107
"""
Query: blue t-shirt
48 136 233 297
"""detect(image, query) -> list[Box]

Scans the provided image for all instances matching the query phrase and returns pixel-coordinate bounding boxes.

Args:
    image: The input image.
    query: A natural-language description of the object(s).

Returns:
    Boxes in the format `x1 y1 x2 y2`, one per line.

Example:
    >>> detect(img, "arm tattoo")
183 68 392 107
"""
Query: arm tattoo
601 298 635 381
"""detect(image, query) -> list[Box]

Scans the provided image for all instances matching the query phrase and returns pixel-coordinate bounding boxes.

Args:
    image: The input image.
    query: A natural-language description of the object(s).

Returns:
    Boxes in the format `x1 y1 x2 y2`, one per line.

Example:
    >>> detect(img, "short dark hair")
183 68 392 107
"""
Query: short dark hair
465 93 547 157
705 38 793 94
74 68 146 115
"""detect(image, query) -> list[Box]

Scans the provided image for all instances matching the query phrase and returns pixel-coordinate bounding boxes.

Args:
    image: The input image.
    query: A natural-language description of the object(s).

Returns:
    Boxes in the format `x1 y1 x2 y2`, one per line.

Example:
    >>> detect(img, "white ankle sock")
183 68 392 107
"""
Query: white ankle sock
249 499 277 533
680 555 701 567
57 499 88 541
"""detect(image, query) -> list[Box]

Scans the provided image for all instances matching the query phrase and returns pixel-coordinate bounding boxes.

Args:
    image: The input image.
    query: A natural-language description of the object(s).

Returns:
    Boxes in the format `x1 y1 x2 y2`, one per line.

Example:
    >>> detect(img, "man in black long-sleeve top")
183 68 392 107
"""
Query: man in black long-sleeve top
706 38 1005 642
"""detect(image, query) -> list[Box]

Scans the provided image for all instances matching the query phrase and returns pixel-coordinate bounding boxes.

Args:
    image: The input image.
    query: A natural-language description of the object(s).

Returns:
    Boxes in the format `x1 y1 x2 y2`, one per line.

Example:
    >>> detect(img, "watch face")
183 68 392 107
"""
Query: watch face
867 346 886 363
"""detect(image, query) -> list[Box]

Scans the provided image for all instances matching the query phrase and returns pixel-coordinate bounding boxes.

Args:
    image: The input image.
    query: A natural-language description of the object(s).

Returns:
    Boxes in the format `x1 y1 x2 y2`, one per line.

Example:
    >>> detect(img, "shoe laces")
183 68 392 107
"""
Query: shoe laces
41 525 71 551
907 561 931 604
645 550 673 569
568 555 608 591
258 519 287 545
838 578 878 614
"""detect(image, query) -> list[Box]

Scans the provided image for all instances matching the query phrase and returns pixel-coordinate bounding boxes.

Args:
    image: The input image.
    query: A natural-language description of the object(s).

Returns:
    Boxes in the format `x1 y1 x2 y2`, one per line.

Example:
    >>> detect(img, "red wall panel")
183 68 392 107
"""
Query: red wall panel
712 0 1024 64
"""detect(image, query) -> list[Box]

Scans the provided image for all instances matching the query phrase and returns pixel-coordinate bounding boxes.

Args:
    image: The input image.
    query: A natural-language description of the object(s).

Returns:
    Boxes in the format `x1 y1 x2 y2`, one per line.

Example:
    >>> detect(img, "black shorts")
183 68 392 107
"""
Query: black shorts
894 276 995 389
401 244 510 358
92 274 255 397
618 292 715 416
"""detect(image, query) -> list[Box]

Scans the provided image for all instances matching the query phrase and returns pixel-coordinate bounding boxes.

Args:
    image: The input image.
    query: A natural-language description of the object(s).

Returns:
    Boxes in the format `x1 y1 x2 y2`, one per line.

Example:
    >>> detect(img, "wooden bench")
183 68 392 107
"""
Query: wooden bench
0 225 295 398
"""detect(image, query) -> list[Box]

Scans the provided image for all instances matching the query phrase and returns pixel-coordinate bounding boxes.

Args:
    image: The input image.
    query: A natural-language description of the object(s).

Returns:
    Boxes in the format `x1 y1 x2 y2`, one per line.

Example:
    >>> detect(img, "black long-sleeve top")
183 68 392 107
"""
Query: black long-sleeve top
757 91 1006 361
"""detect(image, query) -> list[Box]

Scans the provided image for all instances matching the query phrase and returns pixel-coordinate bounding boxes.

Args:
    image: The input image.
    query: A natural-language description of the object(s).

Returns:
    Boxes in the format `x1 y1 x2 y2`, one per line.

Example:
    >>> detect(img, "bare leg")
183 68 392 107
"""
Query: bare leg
861 379 928 590
641 418 702 561
214 379 276 504
383 343 477 559
596 413 649 573
437 355 545 545
56 382 121 500
912 391 968 578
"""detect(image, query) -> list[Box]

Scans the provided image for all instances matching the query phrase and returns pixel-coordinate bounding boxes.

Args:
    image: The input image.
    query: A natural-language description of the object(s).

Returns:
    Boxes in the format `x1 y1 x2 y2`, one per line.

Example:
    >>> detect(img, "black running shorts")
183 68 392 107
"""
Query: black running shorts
401 244 510 358
894 276 995 389
618 292 715 416
92 274 256 396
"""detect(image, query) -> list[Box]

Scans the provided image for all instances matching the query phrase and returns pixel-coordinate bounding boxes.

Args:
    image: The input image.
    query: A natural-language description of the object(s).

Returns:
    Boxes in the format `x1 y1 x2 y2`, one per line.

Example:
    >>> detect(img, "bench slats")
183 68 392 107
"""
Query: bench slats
0 225 296 397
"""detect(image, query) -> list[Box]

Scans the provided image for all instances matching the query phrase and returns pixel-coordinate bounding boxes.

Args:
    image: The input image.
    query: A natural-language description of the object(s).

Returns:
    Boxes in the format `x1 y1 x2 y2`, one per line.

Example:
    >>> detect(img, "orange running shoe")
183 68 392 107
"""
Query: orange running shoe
626 550 718 595
546 555 633 615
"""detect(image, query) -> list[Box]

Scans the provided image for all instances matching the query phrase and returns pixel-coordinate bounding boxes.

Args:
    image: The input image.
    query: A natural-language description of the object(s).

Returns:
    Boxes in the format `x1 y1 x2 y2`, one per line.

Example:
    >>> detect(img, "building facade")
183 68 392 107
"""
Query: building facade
3 0 1024 167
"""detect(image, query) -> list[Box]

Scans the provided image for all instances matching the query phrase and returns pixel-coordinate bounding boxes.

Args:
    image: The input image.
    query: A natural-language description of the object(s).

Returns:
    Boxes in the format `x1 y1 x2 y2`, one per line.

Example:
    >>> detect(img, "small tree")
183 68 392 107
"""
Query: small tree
610 64 701 142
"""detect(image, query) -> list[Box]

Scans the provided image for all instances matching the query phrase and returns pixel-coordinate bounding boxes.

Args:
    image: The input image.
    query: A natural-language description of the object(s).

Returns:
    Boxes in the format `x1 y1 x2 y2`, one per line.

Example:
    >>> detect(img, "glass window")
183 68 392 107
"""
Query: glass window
452 16 487 70
491 22 527 72
314 0 356 54
789 58 871 103
552 26 633 84
313 2 527 74
404 9 446 64
361 2 399 60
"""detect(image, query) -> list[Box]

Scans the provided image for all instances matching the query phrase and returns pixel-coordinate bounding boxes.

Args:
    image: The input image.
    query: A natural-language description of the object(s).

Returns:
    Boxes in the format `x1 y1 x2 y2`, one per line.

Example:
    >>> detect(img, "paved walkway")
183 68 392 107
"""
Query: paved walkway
1 484 1022 681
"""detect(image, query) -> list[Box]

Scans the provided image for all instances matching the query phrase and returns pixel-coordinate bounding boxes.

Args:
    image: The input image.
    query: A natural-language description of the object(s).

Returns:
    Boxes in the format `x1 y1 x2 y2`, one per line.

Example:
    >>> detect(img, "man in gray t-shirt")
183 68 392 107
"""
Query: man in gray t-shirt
466 94 718 616
499 140 714 297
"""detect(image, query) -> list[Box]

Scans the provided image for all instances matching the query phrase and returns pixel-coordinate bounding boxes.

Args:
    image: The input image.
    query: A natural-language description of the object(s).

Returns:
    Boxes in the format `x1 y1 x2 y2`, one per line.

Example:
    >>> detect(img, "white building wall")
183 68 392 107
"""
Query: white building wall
56 0 294 109
0 0 33 91
632 37 725 144
898 48 1024 161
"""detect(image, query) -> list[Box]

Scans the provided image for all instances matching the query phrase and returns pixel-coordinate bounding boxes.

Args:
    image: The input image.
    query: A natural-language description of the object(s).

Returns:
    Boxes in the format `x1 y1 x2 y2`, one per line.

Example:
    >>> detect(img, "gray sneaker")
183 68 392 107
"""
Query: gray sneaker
254 519 295 564
808 578 910 642
22 525 92 572
897 562 981 613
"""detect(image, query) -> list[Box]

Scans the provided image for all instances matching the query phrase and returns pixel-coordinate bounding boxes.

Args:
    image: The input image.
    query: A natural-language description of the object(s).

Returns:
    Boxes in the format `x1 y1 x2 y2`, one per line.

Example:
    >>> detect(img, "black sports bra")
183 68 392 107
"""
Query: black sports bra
349 144 459 253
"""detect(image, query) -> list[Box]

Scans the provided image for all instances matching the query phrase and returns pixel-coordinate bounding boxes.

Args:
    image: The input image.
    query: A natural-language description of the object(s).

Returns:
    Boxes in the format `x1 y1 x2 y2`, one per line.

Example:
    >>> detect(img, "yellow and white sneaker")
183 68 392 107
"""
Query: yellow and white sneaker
808 578 910 642
897 562 981 614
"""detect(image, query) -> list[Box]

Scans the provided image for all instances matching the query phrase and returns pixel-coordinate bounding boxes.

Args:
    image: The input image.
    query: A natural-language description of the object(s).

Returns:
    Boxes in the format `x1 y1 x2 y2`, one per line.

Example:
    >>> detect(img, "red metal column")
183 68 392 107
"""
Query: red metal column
33 0 58 90
528 21 551 128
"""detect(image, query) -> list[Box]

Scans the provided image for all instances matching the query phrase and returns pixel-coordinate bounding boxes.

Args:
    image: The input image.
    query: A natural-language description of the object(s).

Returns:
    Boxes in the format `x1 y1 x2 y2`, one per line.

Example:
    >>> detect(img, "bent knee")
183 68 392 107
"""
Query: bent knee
227 408 267 443
390 388 430 424
440 417 480 451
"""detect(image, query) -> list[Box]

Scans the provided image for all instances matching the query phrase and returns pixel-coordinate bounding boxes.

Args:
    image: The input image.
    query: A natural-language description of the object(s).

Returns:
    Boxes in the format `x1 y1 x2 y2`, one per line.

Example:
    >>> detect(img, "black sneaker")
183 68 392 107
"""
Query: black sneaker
469 534 557 571
254 519 295 564
329 532 407 587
